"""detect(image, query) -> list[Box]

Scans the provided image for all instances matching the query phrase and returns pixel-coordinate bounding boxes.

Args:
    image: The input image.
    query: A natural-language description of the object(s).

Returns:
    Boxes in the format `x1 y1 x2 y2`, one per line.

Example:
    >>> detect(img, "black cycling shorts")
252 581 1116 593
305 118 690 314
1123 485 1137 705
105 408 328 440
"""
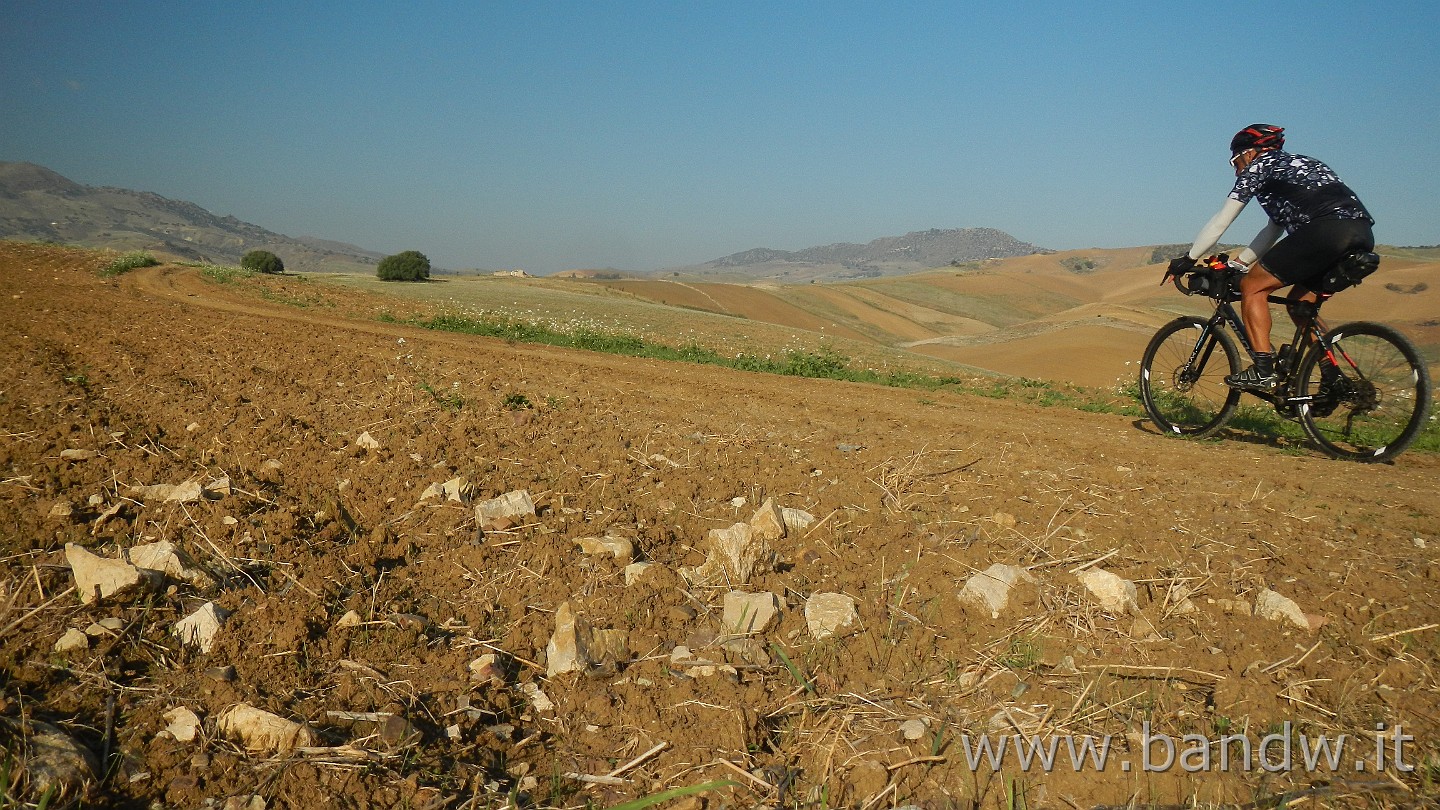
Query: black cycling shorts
1260 218 1375 288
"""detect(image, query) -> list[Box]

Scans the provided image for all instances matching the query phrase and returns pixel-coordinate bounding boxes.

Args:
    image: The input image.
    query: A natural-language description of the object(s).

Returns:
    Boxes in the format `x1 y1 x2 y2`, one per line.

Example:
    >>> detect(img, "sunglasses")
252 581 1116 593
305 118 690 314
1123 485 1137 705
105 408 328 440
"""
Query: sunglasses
1230 150 1253 169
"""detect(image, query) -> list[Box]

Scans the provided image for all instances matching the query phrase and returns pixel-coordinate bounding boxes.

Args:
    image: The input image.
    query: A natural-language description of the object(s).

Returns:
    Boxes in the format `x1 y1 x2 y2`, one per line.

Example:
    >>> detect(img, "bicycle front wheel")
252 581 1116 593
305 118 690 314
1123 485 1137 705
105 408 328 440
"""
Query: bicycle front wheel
1296 321 1432 462
1140 316 1242 438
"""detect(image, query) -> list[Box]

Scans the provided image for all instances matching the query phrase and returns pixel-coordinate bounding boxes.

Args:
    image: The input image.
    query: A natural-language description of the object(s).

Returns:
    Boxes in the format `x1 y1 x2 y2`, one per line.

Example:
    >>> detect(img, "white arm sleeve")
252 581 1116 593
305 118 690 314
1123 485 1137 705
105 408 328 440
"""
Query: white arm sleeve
1236 220 1285 265
1186 198 1247 260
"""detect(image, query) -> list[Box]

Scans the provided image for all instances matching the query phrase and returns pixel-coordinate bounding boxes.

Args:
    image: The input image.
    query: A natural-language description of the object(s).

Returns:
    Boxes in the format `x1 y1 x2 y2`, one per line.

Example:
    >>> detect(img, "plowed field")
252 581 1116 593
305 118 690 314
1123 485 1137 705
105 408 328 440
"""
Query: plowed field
2 242 1437 809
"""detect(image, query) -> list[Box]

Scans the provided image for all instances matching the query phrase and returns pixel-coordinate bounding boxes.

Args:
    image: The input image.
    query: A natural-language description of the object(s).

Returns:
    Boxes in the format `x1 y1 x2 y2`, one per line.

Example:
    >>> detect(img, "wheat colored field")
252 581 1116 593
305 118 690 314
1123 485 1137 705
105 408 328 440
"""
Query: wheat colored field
317 247 1440 391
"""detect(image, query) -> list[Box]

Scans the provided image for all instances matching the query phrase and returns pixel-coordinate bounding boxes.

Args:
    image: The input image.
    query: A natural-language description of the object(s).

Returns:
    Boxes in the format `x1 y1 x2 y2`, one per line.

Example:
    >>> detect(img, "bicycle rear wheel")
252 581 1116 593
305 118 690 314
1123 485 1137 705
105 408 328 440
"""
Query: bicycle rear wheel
1296 321 1432 461
1140 317 1242 438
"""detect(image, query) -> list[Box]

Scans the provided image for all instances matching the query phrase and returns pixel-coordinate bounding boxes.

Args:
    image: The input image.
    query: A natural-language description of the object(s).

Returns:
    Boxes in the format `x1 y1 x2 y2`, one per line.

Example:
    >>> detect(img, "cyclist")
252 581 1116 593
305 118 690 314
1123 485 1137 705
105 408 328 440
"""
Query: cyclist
1167 124 1375 391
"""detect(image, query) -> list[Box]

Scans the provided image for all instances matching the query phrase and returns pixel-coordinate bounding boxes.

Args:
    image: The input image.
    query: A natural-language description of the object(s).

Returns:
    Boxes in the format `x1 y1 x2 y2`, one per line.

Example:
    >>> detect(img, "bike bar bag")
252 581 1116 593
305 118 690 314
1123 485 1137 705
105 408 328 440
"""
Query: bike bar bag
1318 251 1379 293
1183 268 1221 296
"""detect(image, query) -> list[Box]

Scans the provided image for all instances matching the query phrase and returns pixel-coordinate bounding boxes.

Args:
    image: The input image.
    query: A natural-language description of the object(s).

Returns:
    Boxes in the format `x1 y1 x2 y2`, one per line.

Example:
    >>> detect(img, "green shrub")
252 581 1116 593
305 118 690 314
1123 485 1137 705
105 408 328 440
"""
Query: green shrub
377 250 431 282
100 251 158 277
1061 256 1098 274
241 249 285 274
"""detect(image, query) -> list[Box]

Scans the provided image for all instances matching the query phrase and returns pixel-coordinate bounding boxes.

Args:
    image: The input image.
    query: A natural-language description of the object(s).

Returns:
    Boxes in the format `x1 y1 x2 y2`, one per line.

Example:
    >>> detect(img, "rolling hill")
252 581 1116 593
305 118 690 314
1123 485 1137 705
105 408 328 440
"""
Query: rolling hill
555 246 1440 388
0 161 385 273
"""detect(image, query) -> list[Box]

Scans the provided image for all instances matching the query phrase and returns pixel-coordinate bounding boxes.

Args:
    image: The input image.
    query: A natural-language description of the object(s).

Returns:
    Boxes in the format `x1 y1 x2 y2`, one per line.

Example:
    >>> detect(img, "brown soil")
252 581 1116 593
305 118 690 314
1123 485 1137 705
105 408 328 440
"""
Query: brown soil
2 242 1438 809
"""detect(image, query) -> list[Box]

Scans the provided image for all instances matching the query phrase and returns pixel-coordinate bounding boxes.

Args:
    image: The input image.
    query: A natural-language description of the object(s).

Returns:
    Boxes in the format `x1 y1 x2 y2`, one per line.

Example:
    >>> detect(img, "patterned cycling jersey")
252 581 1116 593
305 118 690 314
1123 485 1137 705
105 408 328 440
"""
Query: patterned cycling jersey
1229 150 1373 233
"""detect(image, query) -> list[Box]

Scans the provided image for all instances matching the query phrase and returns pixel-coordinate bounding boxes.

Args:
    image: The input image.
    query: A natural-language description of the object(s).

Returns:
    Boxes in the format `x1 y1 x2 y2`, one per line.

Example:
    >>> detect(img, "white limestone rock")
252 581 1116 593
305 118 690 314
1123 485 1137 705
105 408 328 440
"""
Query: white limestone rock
215 704 314 754
958 564 1035 619
1077 568 1139 615
804 592 859 640
573 534 634 562
475 489 535 531
54 628 89 653
545 601 628 677
66 543 156 605
163 707 202 742
722 591 781 635
128 479 205 503
174 602 229 653
1255 588 1322 632
127 540 214 588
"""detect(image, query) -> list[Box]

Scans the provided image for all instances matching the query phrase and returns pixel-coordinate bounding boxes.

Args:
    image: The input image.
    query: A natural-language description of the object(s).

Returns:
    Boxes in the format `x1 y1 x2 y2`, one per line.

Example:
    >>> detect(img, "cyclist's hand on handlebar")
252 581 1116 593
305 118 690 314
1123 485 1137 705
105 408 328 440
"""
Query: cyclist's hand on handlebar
1163 255 1196 285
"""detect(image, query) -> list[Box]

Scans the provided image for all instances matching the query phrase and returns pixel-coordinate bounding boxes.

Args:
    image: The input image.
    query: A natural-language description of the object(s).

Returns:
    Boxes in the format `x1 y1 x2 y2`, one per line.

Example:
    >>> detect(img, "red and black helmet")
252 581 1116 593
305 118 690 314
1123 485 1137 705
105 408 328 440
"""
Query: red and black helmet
1230 124 1285 155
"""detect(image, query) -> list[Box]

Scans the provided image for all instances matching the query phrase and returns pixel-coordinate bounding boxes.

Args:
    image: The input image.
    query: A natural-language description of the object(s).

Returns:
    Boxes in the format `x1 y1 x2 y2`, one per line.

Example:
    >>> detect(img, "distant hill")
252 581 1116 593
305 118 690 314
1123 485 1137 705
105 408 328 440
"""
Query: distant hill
664 227 1046 282
0 161 384 273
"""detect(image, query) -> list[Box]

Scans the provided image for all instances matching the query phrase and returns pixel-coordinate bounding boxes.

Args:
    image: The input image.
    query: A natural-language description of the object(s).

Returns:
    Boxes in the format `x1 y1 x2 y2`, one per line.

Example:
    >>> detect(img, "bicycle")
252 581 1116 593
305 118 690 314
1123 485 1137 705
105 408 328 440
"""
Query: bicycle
1138 252 1432 462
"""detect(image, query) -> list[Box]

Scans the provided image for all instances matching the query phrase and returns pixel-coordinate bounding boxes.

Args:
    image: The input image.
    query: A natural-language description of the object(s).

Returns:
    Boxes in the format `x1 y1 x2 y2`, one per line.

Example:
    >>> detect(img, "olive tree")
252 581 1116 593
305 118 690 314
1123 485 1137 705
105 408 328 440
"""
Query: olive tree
377 250 431 282
241 249 285 274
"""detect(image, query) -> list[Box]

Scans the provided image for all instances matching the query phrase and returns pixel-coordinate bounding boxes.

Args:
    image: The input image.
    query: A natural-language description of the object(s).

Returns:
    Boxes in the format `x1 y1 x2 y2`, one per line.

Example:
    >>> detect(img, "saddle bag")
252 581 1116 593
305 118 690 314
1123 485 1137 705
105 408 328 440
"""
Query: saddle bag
1318 251 1379 293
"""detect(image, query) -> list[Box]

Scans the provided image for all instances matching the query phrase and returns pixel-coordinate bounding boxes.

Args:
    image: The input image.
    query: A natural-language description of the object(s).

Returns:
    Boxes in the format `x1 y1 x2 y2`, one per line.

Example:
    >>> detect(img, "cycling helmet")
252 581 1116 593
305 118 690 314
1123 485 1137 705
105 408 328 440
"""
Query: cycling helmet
1230 124 1285 154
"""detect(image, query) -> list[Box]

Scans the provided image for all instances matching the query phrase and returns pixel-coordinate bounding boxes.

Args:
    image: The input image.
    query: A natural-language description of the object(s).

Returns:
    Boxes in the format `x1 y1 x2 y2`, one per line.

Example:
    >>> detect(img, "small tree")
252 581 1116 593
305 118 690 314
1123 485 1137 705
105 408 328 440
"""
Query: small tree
241 249 285 274
377 250 431 282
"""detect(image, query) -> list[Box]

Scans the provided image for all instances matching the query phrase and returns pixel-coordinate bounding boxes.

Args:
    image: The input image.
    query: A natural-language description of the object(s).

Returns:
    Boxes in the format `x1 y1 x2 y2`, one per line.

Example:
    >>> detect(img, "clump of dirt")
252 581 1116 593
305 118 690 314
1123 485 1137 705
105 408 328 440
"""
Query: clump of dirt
1 242 1438 809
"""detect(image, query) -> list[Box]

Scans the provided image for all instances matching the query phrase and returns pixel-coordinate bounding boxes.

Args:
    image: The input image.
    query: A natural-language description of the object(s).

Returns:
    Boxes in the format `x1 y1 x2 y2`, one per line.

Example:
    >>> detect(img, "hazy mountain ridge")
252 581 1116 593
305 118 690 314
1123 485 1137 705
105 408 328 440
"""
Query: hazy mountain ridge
2 162 1048 280
670 227 1045 282
0 161 384 273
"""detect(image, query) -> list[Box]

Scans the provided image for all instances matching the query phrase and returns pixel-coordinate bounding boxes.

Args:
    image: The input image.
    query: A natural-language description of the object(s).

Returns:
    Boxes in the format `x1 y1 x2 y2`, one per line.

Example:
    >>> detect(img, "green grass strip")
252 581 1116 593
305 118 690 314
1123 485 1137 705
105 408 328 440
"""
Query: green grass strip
378 309 1438 453
603 779 735 810
386 310 970 390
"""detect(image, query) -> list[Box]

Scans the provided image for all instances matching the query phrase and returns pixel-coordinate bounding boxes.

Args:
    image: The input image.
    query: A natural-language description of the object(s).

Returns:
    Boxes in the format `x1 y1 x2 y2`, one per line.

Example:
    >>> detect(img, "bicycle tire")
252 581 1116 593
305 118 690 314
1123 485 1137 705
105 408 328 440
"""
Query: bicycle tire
1295 321 1432 462
1140 316 1242 438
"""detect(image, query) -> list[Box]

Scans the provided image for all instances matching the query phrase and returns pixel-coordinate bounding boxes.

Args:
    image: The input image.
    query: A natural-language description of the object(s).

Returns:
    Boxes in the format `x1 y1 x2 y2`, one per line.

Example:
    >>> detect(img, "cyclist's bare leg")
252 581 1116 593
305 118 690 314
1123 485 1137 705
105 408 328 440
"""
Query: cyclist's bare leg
1239 262 1287 353
1284 285 1321 350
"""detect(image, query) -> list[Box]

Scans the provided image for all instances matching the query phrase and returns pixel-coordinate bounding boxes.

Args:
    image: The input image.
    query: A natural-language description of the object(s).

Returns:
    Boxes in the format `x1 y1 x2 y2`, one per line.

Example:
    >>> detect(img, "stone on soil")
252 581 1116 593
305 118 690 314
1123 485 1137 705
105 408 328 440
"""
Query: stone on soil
0 717 99 800
163 707 202 742
781 507 816 532
420 476 472 503
722 591 781 635
684 522 768 586
65 543 156 604
128 479 205 503
749 497 787 541
670 645 738 678
469 653 505 684
1078 567 1139 614
519 681 554 713
475 489 535 530
545 601 628 677
55 627 89 653
174 601 228 653
804 592 859 639
957 564 1035 619
623 561 655 585
86 617 124 635
899 718 929 741
215 704 315 754
574 534 634 562
127 540 214 588
1255 588 1320 631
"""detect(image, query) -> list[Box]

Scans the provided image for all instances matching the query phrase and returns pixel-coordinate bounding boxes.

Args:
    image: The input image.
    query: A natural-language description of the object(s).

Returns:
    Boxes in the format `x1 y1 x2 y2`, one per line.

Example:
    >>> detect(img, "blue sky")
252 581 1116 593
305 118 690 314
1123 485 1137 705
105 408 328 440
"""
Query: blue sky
3 1 1437 273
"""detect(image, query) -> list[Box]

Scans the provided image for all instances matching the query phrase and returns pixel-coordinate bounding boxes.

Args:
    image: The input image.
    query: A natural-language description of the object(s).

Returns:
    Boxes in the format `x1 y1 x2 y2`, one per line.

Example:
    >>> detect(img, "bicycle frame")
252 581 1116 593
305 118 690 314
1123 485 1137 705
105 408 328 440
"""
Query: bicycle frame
1184 284 1339 414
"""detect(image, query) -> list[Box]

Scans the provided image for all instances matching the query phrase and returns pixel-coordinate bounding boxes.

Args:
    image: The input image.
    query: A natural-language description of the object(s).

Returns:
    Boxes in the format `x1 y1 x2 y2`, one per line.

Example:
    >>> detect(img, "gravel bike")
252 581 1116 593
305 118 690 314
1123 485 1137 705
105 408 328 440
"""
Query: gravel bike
1139 252 1431 461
